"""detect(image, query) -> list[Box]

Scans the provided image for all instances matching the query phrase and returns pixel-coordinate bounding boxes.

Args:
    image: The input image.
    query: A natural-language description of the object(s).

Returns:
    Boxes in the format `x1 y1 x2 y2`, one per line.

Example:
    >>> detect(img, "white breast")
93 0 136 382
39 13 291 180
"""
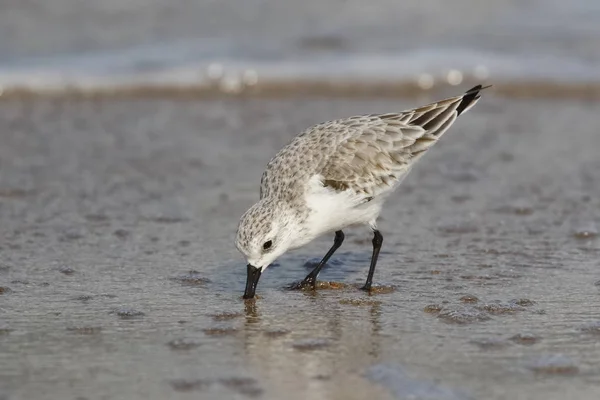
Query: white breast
301 175 385 241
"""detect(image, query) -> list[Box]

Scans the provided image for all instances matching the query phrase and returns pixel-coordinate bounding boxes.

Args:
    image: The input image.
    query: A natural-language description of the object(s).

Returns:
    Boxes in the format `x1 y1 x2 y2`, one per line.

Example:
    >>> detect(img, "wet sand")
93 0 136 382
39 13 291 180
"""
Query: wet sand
1 92 600 399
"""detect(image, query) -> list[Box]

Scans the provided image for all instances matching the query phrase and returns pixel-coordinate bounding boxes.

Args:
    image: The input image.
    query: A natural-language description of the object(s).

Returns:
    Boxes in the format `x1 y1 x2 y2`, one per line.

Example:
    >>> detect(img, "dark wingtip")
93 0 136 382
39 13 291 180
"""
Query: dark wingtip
456 84 492 116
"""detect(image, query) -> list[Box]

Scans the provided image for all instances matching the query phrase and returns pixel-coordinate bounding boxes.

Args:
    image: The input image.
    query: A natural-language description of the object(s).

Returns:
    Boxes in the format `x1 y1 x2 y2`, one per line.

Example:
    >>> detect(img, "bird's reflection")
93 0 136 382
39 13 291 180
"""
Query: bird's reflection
243 299 260 323
238 289 385 399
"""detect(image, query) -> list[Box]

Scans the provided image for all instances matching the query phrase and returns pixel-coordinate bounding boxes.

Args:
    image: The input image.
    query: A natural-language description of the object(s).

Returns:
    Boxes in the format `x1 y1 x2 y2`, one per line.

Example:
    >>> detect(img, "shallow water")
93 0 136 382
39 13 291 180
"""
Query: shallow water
1 94 599 399
1 1 600 398
1 0 600 96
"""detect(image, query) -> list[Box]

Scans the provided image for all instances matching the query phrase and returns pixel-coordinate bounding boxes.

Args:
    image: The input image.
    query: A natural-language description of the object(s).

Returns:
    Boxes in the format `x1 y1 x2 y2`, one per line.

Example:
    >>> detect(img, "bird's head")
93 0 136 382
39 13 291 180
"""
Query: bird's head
235 198 299 298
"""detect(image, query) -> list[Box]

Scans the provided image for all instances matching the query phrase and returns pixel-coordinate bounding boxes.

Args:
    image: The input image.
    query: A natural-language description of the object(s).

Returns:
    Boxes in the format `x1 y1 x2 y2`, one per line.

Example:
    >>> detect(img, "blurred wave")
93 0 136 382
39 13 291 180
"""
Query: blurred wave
1 46 599 99
0 0 599 99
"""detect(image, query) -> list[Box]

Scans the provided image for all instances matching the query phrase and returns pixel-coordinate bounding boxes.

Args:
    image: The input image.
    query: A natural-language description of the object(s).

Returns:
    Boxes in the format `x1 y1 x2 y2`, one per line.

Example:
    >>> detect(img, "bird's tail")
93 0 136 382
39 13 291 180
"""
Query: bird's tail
393 84 491 141
373 84 491 166
455 84 492 116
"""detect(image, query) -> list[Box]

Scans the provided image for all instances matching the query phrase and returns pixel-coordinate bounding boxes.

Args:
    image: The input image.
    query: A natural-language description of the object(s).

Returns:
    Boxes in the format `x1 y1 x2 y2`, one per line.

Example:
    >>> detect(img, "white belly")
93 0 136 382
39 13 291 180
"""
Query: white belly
302 176 386 241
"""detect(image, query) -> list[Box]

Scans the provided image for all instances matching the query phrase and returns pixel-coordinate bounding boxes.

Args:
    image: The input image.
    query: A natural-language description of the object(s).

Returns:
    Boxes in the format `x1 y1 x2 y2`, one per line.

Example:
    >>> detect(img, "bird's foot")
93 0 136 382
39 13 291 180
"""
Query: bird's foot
288 277 317 291
300 275 318 290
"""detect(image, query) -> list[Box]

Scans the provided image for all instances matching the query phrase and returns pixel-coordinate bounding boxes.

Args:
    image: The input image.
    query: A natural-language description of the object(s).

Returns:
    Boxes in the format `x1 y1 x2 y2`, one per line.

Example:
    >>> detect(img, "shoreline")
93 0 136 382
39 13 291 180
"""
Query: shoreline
1 79 600 101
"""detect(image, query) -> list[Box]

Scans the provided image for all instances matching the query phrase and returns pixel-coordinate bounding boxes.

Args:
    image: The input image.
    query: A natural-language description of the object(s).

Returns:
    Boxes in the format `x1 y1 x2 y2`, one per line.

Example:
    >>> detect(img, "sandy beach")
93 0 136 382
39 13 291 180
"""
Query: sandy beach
1 92 599 399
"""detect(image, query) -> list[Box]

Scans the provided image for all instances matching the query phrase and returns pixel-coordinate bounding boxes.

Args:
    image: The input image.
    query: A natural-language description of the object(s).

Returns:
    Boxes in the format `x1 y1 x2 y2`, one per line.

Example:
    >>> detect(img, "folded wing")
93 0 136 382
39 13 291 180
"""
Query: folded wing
319 85 486 197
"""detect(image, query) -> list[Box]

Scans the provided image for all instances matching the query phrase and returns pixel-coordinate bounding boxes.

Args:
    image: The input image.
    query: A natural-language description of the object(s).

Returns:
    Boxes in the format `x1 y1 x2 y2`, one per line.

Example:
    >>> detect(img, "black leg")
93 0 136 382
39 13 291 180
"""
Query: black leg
362 230 383 291
302 230 345 289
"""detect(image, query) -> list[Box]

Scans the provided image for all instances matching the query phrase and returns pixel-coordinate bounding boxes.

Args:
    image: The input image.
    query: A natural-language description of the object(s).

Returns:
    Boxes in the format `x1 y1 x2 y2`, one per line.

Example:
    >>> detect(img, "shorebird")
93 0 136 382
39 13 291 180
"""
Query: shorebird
236 85 489 299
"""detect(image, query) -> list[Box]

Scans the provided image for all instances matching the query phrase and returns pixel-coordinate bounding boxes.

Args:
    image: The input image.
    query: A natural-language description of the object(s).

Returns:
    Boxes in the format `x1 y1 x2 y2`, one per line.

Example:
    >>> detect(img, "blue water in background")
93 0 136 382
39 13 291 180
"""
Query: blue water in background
0 0 598 94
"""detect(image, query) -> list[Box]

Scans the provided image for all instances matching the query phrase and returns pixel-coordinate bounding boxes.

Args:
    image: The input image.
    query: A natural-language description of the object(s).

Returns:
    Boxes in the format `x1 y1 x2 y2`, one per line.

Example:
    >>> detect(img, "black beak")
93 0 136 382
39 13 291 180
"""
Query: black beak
243 264 262 299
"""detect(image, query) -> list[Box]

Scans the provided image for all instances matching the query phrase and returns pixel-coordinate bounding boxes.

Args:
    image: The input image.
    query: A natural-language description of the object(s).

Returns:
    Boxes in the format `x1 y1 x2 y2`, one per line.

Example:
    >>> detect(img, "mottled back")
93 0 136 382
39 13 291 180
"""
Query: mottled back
260 85 485 201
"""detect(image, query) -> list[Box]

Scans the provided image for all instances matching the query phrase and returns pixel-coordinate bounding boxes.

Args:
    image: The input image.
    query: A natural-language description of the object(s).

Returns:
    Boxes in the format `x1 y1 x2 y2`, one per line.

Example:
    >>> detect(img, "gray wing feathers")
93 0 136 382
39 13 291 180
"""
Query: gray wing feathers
258 85 487 199
319 85 485 196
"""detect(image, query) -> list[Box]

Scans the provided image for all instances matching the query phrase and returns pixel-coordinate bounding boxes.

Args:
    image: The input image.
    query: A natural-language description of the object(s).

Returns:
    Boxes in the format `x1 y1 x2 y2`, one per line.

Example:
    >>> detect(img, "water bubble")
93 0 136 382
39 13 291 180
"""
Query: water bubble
58 265 75 275
572 222 598 239
206 63 224 80
242 69 258 86
220 75 243 93
423 304 443 314
417 74 434 89
447 69 463 86
509 333 541 345
460 294 479 304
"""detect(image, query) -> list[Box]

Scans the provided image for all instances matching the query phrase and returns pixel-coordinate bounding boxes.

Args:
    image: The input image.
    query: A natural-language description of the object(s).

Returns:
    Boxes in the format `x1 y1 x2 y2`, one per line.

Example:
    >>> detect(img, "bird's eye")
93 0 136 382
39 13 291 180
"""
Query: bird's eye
262 240 273 251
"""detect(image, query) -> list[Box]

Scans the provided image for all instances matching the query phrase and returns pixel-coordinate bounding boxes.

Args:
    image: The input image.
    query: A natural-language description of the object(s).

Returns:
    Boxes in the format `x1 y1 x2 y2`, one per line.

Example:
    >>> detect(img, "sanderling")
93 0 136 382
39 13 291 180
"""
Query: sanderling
236 85 490 299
